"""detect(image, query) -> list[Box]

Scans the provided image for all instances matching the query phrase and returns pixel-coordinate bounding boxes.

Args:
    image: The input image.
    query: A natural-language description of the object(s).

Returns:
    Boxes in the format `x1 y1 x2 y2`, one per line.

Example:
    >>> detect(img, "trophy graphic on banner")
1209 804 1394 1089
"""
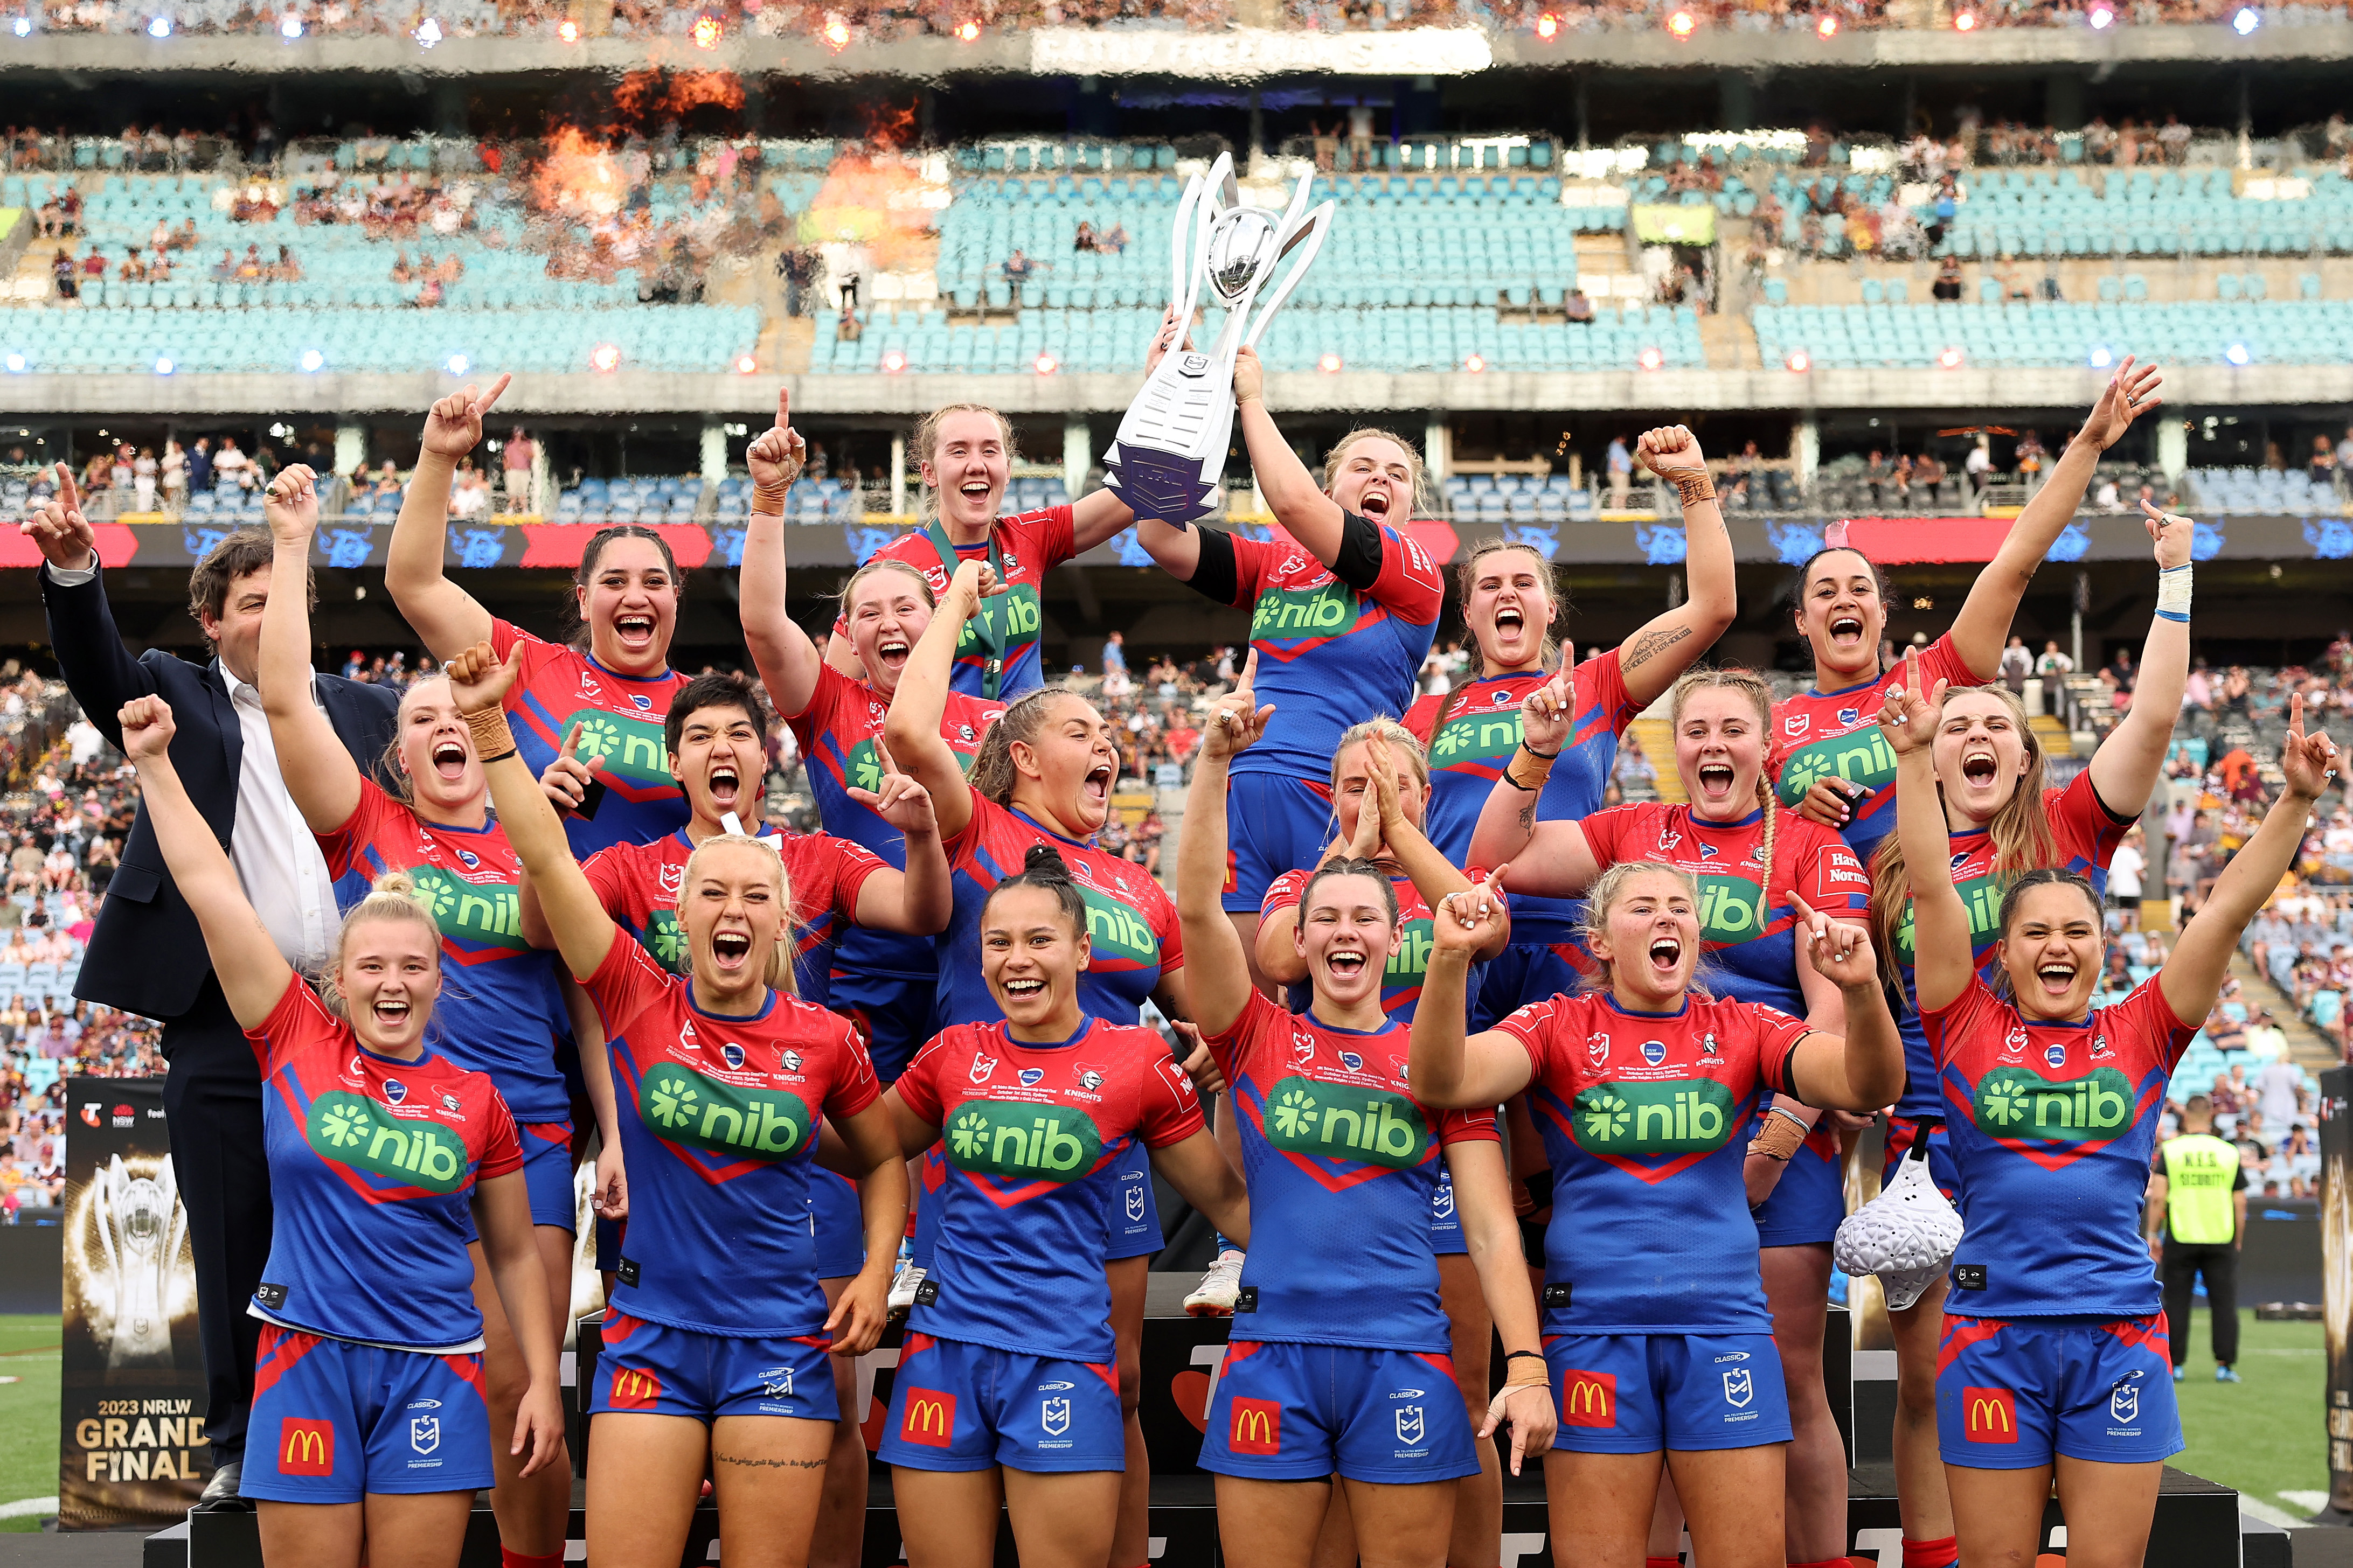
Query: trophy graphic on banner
92 1152 183 1368
1102 151 1334 527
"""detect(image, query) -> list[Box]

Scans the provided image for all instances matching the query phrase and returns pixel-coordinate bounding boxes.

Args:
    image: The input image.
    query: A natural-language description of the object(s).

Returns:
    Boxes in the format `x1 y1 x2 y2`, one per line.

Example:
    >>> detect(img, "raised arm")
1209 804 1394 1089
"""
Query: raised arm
843 742 952 936
1947 358 2163 680
26 465 157 744
1410 895 1536 1109
737 391 825 720
1179 660 1274 1038
384 377 510 663
1232 347 1352 566
259 465 364 834
445 642 617 984
880 559 1001 842
1780 894 1905 1111
1359 733 1510 959
2161 696 2336 1026
2086 502 2194 819
1617 426 1736 709
1464 674 1604 894
115 698 294 1028
1880 648 1968 1013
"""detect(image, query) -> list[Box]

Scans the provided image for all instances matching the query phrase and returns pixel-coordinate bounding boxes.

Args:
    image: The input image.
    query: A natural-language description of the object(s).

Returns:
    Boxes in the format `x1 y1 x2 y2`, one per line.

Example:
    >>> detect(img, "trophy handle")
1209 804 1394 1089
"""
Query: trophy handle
1206 149 1239 213
1240 202 1335 352
1165 172 1204 322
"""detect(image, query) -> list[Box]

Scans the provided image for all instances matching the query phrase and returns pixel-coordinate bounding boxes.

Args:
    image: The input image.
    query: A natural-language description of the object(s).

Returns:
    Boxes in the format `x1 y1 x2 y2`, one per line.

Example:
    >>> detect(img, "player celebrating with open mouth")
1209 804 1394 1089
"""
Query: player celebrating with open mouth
1885 663 2337 1568
1410 854 1901 1567
114 692 565 1568
870 845 1248 1568
445 638 909 1568
1182 666 1554 1568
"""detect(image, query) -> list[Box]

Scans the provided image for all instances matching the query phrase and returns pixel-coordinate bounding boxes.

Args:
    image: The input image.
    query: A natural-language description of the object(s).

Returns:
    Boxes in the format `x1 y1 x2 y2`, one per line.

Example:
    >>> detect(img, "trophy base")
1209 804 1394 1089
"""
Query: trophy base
1102 440 1221 528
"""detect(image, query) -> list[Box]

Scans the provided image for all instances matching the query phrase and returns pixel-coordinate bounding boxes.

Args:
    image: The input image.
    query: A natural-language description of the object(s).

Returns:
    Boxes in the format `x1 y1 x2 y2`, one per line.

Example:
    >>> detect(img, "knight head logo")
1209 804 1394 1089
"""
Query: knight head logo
439 1092 461 1113
383 1079 407 1106
781 1050 803 1073
1077 1069 1105 1092
449 526 506 570
1019 1068 1045 1088
969 1054 998 1085
1641 1040 1667 1067
1722 1369 1754 1408
1700 1032 1720 1061
721 1043 746 1071
1394 1405 1426 1445
2091 1034 2113 1060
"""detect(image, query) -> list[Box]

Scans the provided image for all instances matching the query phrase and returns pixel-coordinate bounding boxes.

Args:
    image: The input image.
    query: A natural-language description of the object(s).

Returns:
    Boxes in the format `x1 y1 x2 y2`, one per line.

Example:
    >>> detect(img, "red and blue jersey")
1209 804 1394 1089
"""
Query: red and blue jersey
490 618 691 858
1927 972 2194 1319
1771 632 1980 867
1578 802 1869 1020
1889 770 2133 1120
581 827 887 1008
245 976 522 1351
834 508 1076 700
1226 518 1443 784
893 1016 1203 1361
1207 991 1494 1354
1259 866 1444 1025
1405 652 1636 946
1496 991 1809 1335
934 796 1181 1033
584 935 880 1337
316 780 572 1124
786 664 1003 987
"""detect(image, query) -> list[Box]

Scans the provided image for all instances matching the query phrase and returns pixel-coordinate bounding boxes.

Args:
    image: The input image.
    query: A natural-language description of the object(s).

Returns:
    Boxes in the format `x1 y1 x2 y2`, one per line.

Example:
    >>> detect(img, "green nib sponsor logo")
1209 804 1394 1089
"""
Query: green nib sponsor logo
1262 1075 1428 1168
1970 1065 2135 1143
1080 887 1160 966
941 1099 1102 1182
648 911 689 974
1251 584 1359 642
571 715 623 762
1386 922 1433 984
306 1090 470 1191
848 739 885 796
1570 1078 1733 1154
1775 729 1894 808
566 710 672 788
1429 712 1522 767
639 1064 813 1160
1891 874 2004 964
1696 877 1765 944
958 585 1042 657
408 866 524 950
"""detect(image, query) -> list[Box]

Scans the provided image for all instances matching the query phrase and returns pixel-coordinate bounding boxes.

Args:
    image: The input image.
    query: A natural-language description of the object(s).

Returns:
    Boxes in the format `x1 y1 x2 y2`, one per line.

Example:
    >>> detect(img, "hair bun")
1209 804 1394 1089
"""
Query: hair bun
1021 844 1072 879
371 869 420 901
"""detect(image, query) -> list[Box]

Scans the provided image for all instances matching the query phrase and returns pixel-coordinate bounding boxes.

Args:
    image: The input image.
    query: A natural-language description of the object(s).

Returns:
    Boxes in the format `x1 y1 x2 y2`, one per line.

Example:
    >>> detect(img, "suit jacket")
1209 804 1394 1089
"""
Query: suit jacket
41 565 401 1024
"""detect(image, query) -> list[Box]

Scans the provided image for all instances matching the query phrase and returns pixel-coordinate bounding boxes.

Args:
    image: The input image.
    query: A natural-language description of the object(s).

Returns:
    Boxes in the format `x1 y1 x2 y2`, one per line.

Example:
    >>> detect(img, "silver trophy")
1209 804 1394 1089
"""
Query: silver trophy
1103 151 1334 527
92 1153 183 1368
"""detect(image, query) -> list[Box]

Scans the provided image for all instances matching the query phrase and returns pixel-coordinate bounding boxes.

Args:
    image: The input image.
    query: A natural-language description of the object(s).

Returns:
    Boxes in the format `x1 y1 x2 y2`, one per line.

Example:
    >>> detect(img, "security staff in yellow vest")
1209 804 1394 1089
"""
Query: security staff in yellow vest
2147 1095 2250 1384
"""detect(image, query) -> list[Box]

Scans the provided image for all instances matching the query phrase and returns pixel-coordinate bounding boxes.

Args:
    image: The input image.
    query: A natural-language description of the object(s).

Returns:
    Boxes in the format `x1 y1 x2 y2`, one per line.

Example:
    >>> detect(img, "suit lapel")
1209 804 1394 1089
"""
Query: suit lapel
205 657 243 783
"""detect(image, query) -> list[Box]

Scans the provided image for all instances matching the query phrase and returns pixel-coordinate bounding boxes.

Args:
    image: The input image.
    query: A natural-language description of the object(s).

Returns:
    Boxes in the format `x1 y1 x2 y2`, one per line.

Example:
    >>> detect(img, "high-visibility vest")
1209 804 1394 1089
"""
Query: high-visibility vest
2160 1133 2240 1245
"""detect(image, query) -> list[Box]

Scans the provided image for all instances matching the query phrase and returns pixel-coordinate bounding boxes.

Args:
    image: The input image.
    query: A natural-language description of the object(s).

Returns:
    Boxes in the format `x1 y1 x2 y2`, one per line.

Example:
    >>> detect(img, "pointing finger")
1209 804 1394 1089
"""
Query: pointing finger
776 386 792 430
1238 647 1258 693
874 735 899 777
559 721 584 759
474 372 512 418
55 462 79 518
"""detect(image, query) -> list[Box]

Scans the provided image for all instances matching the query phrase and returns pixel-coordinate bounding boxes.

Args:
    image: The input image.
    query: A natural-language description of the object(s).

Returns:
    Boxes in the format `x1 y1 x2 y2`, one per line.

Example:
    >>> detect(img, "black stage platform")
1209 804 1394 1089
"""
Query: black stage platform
142 1276 2280 1567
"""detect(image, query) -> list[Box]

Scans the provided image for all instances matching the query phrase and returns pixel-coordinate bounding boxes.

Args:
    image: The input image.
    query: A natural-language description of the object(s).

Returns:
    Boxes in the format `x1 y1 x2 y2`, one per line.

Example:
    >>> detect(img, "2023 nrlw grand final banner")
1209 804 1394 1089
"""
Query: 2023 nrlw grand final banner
55 1077 210 1528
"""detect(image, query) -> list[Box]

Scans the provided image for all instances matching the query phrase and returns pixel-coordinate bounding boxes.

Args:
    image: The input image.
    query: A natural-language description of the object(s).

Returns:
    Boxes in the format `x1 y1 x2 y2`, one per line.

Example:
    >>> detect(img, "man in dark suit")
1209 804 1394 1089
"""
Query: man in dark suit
24 469 399 1506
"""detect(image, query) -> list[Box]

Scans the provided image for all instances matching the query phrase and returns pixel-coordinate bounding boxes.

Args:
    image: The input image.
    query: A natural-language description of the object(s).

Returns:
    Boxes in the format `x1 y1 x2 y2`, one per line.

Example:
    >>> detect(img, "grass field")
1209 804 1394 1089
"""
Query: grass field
0 1308 2326 1534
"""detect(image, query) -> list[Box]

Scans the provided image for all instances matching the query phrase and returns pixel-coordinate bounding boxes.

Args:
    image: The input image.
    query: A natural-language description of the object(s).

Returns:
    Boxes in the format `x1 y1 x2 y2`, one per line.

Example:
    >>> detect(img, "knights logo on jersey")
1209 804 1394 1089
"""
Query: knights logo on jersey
1700 1032 1720 1062
1019 1068 1045 1088
721 1043 746 1071
440 1092 462 1113
2090 1034 2113 1061
1076 1069 1105 1092
969 1054 998 1085
383 1079 407 1106
781 1050 802 1072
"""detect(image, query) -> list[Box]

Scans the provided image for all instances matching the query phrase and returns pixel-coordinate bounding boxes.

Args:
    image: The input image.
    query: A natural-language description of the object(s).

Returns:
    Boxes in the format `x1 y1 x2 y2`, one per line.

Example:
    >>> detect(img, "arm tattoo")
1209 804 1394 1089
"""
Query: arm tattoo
1516 797 1537 835
1622 623 1693 675
713 1452 827 1469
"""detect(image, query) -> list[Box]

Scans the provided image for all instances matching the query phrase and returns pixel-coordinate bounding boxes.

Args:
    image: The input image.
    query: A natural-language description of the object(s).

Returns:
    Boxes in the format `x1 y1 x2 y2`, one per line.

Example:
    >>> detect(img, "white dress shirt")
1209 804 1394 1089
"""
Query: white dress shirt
219 666 339 971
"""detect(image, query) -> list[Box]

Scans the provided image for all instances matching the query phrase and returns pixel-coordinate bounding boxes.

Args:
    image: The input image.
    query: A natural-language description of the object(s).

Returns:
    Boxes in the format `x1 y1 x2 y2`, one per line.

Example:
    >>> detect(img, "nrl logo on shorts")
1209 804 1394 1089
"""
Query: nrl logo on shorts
1394 1405 1425 1444
758 1367 796 1397
2110 1376 2139 1424
1722 1369 1753 1408
1041 1396 1071 1435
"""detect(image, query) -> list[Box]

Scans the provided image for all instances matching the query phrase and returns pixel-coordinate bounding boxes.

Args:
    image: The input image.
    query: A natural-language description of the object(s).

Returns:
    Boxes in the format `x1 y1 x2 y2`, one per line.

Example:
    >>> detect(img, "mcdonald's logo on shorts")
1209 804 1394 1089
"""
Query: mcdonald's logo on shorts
1228 1398 1281 1455
1560 1370 1617 1428
608 1366 664 1411
278 1418 334 1476
900 1388 958 1449
1963 1386 2018 1444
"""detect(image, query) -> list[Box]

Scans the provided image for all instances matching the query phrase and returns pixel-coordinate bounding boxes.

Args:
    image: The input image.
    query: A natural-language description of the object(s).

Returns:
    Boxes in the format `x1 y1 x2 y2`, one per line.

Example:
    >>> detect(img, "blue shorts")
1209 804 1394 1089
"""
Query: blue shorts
1199 1340 1479 1485
1429 1166 1465 1256
1753 1123 1843 1249
1542 1331 1792 1453
1221 773 1336 914
1470 938 1585 1033
589 1311 838 1423
1103 1135 1163 1262
245 1326 492 1503
1882 1113 1960 1200
828 964 938 1085
880 1332 1124 1474
1936 1313 2181 1469
810 1170 866 1281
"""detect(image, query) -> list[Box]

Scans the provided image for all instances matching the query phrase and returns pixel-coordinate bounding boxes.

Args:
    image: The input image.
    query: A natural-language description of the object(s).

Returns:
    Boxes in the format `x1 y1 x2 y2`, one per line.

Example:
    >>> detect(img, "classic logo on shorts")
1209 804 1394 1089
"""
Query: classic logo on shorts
565 709 674 790
1776 725 1895 809
1568 1078 1734 1155
900 1387 958 1448
943 1100 1105 1181
1964 1386 2018 1443
1559 1370 1617 1428
1251 581 1360 646
638 1065 814 1160
1969 1066 2136 1144
1228 1398 1282 1454
304 1090 471 1192
278 1418 335 1476
608 1367 663 1410
1262 1076 1429 1168
1428 708 1523 769
406 865 527 951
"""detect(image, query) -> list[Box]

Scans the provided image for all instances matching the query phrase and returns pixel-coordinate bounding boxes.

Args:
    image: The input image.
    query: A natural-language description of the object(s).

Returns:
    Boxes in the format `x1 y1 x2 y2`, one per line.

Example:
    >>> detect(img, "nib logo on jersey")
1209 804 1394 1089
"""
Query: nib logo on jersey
1428 707 1523 768
1892 871 2005 961
1970 1064 2137 1146
306 1091 472 1191
406 865 528 952
1776 726 1893 809
563 709 675 797
957 582 1042 660
1075 884 1161 970
640 1063 814 1161
1569 1079 1734 1158
943 1101 1104 1182
1261 1076 1430 1169
1695 876 1767 944
1250 580 1359 650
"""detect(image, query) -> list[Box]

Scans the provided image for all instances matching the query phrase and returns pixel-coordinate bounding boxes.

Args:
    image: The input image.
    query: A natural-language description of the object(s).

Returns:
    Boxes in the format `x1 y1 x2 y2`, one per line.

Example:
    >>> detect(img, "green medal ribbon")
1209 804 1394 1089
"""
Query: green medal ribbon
919 520 1010 701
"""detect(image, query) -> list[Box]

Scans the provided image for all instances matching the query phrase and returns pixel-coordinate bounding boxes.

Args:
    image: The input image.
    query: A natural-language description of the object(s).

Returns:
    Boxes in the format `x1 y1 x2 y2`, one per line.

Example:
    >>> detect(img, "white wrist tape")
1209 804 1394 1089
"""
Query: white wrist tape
2156 563 2191 623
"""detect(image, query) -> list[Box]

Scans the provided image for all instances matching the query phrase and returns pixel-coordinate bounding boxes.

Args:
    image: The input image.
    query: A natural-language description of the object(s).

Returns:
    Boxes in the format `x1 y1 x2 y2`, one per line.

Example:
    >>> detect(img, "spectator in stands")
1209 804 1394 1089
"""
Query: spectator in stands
20 475 401 1507
2000 634 2033 700
1563 286 1594 324
2256 1050 2303 1133
1101 629 1128 678
1002 248 1039 285
502 428 537 513
1606 433 1633 509
212 438 251 491
2111 826 2147 928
